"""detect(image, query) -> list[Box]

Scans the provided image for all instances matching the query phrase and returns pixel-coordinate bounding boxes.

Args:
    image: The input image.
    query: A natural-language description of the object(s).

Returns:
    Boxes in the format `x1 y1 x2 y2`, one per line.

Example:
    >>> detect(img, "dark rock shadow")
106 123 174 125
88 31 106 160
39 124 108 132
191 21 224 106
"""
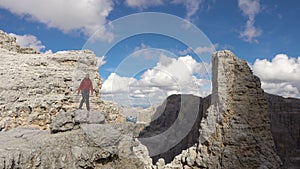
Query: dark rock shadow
265 93 300 168
138 94 210 164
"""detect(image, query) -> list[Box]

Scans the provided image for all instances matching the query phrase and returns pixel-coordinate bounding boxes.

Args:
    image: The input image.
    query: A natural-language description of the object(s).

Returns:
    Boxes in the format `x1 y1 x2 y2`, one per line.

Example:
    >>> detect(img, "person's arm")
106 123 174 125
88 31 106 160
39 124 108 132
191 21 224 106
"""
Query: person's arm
77 80 83 95
90 80 94 95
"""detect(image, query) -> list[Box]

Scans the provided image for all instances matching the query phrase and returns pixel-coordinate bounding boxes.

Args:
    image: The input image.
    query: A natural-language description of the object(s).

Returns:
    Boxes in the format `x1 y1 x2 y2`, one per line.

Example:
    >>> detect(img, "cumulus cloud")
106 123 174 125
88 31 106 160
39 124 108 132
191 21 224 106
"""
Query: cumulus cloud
238 0 262 43
253 54 300 81
253 54 300 97
9 33 45 51
125 0 164 8
261 82 299 98
0 0 114 42
102 55 211 107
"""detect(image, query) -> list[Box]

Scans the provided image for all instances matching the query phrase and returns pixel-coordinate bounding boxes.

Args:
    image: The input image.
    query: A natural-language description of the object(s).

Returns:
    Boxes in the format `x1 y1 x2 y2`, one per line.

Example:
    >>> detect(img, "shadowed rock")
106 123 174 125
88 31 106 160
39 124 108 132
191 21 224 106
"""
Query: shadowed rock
265 93 300 168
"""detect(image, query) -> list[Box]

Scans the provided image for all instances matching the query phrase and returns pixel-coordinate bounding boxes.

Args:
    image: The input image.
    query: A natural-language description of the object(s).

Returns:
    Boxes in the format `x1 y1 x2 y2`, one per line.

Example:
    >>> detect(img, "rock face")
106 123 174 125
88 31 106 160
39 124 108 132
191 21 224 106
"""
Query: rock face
0 110 148 169
0 29 290 169
151 50 282 169
0 48 103 130
265 93 300 168
0 31 106 131
138 94 210 164
0 30 39 54
196 50 282 168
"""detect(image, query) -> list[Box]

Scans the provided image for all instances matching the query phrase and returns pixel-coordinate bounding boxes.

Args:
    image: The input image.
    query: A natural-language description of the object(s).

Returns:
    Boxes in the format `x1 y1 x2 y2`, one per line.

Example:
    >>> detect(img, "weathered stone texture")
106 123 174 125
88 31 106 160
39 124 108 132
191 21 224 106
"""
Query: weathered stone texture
0 29 290 169
0 110 147 169
0 30 39 54
154 50 282 169
196 50 282 169
265 93 300 168
0 48 102 131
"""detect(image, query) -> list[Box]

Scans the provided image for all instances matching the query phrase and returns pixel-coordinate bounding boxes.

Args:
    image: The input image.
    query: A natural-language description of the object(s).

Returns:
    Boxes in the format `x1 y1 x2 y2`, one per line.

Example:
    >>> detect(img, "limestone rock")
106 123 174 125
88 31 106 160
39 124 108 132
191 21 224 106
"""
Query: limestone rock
151 50 282 169
156 158 165 169
50 110 106 133
0 40 102 130
81 124 122 149
99 100 126 123
0 125 147 169
265 93 300 168
50 110 76 133
196 50 282 168
0 29 292 169
0 30 39 54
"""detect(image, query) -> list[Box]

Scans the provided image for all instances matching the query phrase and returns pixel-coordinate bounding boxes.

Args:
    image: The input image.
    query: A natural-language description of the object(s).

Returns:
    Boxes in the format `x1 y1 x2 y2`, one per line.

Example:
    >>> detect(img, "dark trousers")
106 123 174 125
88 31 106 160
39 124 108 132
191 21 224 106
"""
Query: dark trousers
79 90 90 111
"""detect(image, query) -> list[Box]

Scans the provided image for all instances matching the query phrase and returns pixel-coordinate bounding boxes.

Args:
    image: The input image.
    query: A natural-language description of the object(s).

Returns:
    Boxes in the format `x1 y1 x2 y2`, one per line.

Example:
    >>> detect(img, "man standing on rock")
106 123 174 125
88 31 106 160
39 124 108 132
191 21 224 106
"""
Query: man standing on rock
78 74 93 111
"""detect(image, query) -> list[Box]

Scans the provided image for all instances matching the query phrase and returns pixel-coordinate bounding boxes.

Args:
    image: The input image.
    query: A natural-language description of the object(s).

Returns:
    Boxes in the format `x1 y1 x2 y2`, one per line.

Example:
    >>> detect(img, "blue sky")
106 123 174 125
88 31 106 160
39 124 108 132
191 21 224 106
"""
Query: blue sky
0 0 299 107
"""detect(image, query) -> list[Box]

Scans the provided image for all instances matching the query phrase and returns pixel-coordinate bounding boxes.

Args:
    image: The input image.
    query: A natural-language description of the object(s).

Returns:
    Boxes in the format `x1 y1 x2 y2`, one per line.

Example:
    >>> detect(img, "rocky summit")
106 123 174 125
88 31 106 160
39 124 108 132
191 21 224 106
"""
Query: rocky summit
0 29 299 168
0 30 127 131
147 50 283 169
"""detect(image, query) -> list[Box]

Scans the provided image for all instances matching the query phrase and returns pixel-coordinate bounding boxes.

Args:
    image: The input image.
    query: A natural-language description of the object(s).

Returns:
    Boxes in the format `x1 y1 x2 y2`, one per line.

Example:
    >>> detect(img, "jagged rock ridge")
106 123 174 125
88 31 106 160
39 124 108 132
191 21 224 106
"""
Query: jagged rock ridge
0 30 39 54
0 30 146 169
0 29 296 168
149 50 282 168
265 93 300 168
0 48 102 130
0 31 126 131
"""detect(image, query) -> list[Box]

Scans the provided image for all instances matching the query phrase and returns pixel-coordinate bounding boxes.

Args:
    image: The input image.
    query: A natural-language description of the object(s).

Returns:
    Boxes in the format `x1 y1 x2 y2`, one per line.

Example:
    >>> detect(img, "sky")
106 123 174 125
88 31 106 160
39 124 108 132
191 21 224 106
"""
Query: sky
0 0 299 107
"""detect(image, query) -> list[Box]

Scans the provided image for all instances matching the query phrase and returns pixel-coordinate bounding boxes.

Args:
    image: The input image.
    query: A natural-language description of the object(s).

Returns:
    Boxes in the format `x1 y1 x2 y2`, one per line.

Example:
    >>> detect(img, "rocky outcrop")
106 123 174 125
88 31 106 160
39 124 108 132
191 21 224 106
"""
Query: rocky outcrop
0 30 39 54
0 47 103 130
49 110 105 133
99 101 126 123
0 30 110 131
265 93 300 168
196 50 281 168
151 50 282 168
0 30 290 169
0 110 148 169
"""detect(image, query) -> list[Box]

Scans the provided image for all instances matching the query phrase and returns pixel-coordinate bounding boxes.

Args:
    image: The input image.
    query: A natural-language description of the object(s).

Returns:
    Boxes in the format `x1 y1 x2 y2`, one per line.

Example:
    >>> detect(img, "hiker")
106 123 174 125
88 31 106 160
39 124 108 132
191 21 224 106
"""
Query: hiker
78 73 93 111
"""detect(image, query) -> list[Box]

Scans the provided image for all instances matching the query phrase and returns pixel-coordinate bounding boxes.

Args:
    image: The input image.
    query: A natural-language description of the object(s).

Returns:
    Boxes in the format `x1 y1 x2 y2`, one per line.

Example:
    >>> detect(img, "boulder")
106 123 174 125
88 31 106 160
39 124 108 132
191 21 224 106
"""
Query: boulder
50 110 106 133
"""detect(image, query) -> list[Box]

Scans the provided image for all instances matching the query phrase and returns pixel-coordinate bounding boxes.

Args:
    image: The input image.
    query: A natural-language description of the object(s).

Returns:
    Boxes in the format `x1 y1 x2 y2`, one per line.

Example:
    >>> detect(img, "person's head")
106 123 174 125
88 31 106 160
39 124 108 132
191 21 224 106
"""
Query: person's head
85 73 90 79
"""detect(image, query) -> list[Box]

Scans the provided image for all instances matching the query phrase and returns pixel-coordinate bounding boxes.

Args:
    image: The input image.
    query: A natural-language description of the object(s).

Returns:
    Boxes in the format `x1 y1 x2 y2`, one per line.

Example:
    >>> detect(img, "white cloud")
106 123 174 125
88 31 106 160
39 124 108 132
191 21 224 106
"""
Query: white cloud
125 0 164 8
261 82 299 98
102 73 137 94
238 0 262 43
253 54 300 97
194 44 217 55
253 54 300 82
133 43 150 52
177 44 217 56
9 33 45 51
125 0 202 19
102 55 211 107
97 56 107 68
0 0 114 42
172 0 203 19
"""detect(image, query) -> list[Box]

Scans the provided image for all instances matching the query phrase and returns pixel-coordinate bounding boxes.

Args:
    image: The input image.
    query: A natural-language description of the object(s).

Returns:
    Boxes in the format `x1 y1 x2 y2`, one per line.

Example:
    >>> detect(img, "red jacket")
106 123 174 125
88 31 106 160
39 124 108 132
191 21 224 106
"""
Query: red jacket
78 78 93 94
